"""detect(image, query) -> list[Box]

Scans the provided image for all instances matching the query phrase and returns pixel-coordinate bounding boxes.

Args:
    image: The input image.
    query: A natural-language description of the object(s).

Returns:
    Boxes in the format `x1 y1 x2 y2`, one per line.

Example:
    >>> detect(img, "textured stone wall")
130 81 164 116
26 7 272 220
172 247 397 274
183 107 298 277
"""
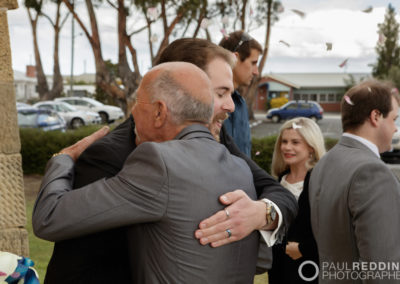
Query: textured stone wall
0 4 29 256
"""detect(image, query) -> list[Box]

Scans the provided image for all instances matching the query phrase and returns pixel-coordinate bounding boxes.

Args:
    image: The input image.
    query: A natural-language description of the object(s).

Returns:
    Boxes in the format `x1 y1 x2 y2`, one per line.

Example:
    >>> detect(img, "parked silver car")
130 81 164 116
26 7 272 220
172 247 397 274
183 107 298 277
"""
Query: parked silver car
55 97 124 124
34 101 101 129
17 107 67 132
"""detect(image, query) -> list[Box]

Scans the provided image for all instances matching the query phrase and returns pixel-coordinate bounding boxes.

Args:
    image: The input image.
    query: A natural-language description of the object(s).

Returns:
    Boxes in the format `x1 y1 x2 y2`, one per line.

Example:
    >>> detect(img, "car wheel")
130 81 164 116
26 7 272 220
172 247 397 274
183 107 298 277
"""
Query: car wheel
71 118 84 129
310 116 317 122
99 112 108 124
271 115 280 123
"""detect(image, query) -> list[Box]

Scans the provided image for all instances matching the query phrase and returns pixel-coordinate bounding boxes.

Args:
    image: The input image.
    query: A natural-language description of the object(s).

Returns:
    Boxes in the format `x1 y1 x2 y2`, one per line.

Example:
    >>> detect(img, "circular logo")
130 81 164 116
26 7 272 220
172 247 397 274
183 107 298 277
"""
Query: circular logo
298 260 319 282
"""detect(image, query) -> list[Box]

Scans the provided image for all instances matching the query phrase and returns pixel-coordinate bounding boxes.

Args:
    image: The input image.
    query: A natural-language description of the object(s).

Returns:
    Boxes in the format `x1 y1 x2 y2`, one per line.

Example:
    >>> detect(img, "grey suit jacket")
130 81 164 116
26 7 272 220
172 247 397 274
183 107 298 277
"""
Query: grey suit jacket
309 136 400 284
33 124 259 283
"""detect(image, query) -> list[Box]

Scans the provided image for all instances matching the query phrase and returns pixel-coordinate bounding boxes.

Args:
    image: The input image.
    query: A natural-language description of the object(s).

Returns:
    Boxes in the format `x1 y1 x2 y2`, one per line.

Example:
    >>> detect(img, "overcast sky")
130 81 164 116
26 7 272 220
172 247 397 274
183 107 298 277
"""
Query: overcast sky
7 0 400 76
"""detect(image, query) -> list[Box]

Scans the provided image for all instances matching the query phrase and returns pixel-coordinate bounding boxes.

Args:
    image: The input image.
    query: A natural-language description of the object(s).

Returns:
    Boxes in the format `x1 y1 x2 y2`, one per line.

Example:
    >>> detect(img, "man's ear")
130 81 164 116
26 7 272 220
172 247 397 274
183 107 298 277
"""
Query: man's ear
154 101 168 128
369 109 382 127
233 51 240 61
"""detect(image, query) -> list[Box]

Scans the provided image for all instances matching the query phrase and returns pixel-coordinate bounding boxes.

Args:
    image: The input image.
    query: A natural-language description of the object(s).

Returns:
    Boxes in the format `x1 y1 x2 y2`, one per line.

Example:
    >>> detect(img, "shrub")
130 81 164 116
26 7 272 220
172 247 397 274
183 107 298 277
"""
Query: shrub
20 125 338 176
20 125 104 174
269 97 288 109
251 136 277 173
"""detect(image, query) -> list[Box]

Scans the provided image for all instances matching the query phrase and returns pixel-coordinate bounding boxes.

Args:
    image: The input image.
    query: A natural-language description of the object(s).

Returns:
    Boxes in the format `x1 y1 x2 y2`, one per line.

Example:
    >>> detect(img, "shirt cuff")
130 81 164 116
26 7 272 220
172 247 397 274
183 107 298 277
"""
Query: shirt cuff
259 198 283 247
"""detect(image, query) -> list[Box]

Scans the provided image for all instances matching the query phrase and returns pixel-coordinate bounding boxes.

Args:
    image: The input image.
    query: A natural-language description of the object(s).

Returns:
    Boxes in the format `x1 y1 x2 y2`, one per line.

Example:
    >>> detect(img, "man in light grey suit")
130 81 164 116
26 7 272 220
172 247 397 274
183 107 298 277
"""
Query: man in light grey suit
309 79 400 283
33 62 263 283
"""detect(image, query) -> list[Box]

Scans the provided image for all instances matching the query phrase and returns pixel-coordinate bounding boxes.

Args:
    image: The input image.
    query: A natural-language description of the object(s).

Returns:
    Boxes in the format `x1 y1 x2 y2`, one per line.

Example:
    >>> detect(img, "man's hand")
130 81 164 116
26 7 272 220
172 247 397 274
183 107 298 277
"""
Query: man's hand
285 241 302 260
59 126 109 161
195 189 266 247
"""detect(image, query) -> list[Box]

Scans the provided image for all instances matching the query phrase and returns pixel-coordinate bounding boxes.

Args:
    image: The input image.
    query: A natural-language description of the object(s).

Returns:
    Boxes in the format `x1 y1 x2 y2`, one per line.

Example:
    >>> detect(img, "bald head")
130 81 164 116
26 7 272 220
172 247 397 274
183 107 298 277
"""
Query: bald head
142 62 214 125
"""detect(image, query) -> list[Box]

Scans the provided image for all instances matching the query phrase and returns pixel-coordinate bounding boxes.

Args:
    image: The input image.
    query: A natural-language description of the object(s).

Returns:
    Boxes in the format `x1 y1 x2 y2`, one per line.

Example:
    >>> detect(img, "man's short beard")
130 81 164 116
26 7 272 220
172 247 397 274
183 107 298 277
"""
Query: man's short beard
211 112 229 142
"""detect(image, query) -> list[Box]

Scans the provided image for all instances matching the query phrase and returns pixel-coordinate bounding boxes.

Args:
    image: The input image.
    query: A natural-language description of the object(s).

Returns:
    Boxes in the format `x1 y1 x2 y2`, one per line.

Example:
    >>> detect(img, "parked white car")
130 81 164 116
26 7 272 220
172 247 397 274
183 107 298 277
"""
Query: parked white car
34 101 101 129
55 97 124 123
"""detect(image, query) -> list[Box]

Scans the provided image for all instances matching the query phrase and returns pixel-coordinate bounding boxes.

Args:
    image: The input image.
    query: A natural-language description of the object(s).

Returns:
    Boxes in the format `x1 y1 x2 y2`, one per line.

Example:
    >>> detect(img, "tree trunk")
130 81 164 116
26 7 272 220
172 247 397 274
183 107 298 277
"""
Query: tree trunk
192 0 207 38
47 1 64 100
117 0 139 113
244 0 272 119
240 0 247 30
27 9 50 100
154 12 184 61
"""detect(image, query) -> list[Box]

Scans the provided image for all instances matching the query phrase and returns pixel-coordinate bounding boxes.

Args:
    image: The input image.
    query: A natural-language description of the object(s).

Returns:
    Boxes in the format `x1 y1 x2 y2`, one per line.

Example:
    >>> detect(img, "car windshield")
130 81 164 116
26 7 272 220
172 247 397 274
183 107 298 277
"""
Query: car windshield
57 103 77 112
84 98 103 107
280 101 294 109
18 111 38 127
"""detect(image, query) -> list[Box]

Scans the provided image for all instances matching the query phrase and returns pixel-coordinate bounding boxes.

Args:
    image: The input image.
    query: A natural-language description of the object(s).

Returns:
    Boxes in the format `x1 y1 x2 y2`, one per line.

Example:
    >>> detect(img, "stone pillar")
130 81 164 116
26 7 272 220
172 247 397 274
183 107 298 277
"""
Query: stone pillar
0 0 29 256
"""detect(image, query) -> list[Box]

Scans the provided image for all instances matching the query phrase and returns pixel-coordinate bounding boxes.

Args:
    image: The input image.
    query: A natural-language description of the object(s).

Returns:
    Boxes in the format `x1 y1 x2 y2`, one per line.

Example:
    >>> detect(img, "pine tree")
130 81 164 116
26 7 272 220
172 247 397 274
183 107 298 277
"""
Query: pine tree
372 4 400 79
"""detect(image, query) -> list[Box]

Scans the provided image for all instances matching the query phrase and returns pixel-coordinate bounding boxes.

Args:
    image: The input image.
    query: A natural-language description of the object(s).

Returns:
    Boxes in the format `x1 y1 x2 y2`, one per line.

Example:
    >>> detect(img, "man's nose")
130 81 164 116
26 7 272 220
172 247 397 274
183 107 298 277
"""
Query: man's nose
223 96 235 113
253 66 259 76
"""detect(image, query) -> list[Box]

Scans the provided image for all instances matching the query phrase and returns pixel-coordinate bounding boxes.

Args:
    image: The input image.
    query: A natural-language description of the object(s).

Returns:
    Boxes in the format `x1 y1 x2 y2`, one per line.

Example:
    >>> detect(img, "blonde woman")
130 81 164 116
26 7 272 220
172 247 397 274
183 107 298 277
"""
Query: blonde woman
268 117 325 284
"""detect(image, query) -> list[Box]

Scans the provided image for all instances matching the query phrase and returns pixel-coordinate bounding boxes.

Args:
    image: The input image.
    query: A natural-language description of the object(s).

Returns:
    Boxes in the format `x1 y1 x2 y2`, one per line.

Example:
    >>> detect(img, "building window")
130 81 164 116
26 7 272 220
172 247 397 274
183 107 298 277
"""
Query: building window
310 94 317 101
301 94 308 100
294 93 300 100
328 94 335 102
319 94 326 102
336 93 344 102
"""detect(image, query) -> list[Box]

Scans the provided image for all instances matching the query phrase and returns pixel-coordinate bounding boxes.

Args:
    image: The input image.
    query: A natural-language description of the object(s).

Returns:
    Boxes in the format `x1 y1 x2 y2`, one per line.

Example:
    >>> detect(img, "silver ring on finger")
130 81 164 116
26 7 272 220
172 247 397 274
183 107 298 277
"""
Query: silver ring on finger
226 229 232 238
224 209 230 219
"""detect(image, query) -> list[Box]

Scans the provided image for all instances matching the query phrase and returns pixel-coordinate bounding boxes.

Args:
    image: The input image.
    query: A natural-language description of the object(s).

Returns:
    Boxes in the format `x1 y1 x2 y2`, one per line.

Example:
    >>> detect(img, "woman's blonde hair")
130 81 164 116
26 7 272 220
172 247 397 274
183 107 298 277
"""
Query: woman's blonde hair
271 117 326 178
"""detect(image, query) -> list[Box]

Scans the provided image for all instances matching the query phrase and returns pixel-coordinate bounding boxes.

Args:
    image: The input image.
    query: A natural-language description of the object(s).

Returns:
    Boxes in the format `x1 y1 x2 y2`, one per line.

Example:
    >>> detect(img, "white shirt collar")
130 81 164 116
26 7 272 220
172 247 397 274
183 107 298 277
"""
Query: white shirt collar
342 133 380 158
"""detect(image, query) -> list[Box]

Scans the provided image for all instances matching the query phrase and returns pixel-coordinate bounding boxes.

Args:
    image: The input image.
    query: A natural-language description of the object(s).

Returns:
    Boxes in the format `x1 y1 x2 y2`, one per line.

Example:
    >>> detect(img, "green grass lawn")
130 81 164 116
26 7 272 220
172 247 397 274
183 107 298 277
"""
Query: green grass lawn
26 197 268 284
26 199 53 284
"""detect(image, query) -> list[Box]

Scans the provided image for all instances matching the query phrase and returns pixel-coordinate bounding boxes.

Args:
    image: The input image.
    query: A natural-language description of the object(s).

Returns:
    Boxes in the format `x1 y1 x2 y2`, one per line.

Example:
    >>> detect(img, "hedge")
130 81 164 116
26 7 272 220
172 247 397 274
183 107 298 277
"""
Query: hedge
20 126 338 175
20 125 105 174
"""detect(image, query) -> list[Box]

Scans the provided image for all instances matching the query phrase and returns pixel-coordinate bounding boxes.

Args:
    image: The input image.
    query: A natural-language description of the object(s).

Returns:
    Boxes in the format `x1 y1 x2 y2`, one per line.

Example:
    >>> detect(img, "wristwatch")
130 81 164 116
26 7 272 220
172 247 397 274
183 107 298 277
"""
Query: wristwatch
262 199 277 226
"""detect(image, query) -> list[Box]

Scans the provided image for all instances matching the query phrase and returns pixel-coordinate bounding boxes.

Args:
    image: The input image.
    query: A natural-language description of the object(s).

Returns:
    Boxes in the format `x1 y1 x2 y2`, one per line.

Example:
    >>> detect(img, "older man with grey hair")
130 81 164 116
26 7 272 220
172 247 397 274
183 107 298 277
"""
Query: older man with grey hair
33 62 260 283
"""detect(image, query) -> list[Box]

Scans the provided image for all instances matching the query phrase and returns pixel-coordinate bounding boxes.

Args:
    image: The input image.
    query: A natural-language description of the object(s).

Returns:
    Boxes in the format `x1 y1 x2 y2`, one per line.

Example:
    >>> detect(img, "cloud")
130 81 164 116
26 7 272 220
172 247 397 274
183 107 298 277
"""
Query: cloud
6 0 399 75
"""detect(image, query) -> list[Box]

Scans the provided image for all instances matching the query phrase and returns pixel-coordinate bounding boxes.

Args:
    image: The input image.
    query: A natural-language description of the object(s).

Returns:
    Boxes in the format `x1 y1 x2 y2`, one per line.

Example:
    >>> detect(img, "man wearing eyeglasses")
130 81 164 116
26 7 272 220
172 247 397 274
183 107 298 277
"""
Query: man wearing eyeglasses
219 31 262 157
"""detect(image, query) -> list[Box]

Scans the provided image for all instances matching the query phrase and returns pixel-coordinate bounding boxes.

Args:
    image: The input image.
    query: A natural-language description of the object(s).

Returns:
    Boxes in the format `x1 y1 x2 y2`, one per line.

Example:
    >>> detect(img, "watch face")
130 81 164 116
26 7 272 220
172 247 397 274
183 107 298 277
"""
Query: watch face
270 206 277 221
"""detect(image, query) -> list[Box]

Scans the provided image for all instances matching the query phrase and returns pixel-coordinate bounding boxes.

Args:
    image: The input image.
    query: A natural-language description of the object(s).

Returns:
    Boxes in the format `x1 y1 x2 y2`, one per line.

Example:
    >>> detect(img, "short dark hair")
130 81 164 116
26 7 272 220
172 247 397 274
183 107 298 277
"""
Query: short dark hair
341 79 400 132
154 38 235 71
219 30 262 61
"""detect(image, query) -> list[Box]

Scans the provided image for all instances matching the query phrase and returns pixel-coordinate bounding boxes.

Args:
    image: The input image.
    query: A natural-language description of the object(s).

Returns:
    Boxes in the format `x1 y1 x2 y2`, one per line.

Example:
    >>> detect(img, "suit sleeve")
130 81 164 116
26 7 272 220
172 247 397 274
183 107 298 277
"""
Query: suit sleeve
349 162 400 262
220 126 298 238
32 143 168 242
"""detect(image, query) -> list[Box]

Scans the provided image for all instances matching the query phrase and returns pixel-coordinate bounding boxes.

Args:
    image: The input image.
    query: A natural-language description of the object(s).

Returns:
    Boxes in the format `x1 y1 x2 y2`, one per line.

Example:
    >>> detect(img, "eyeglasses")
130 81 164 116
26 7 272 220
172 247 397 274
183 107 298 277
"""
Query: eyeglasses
233 32 252 52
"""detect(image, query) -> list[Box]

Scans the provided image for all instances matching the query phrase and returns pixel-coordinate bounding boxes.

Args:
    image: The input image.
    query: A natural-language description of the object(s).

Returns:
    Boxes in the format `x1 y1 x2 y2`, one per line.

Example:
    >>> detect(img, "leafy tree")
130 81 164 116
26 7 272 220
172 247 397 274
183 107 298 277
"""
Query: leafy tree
57 0 281 115
372 4 400 79
61 0 206 113
25 0 69 100
387 65 400 90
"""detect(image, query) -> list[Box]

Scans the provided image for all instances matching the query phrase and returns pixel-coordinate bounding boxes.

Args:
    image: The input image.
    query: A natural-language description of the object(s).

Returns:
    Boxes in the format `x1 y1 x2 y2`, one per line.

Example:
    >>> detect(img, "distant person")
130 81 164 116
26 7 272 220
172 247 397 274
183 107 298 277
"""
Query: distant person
219 30 262 156
268 117 325 284
33 62 261 283
309 79 400 284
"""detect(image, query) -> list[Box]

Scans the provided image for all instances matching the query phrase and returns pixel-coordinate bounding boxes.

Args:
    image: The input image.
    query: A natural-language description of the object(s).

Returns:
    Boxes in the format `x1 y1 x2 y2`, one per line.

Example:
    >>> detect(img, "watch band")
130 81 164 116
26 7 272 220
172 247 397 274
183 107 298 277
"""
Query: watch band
262 199 277 226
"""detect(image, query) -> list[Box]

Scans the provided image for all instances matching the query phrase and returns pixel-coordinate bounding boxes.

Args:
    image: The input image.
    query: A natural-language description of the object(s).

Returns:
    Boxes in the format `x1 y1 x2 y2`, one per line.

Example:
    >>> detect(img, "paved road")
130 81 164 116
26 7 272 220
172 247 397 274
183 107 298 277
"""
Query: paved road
251 112 342 139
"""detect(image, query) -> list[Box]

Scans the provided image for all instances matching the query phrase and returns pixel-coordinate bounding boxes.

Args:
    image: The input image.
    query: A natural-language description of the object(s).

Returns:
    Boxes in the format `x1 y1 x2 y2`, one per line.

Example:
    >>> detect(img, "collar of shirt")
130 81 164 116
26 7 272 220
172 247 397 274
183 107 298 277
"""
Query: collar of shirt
342 133 380 157
232 90 245 104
